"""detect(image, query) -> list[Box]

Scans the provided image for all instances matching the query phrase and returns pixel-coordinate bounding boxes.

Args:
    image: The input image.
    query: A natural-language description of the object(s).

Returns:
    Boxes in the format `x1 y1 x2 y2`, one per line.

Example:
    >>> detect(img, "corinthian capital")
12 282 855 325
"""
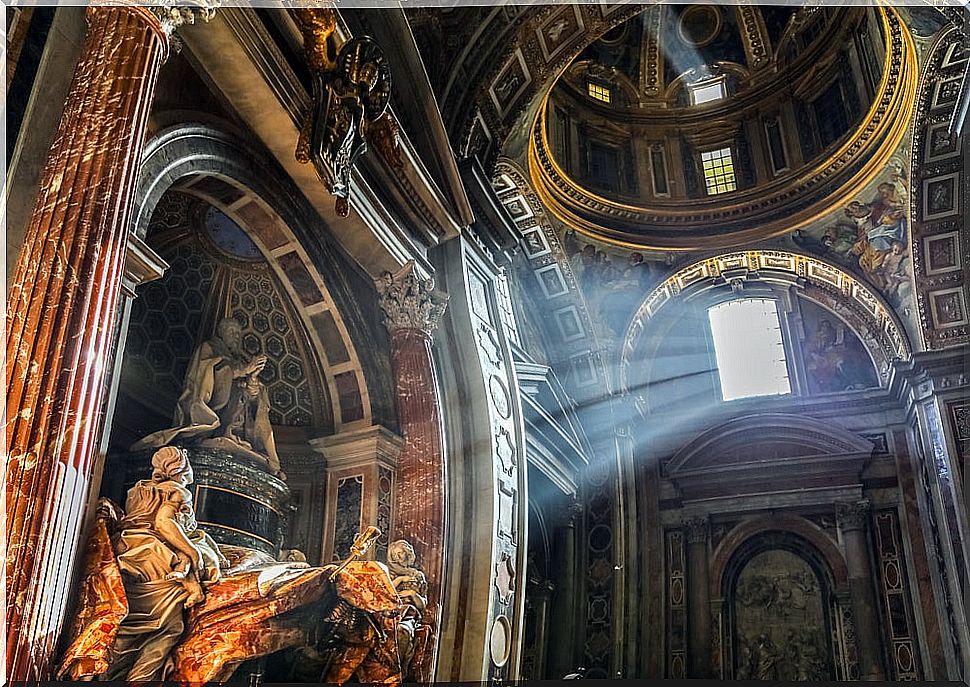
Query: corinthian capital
836 499 871 532
376 261 448 336
151 0 219 35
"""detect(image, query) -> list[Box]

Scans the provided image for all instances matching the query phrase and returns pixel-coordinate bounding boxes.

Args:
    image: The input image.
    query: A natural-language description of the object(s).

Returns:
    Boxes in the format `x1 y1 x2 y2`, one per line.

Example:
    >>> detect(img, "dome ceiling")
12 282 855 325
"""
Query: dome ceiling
529 5 918 250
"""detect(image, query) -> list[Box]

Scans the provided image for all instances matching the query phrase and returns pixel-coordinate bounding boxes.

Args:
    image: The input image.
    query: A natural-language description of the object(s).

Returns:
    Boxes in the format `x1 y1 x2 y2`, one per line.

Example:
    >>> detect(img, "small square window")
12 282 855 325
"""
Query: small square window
587 82 611 103
689 78 726 105
701 147 737 195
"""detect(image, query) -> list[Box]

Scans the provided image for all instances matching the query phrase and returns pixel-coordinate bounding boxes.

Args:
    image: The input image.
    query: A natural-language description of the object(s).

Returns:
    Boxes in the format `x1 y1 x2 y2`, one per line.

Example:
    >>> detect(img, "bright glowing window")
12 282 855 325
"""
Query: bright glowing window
587 82 611 103
708 298 791 401
701 147 737 195
690 78 726 105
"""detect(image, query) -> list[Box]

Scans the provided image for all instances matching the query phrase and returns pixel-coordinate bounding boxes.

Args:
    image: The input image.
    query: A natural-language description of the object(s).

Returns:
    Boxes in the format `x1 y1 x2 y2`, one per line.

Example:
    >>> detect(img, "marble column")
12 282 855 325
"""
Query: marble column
376 261 448 681
684 516 713 678
547 499 583 678
838 500 886 680
3 5 205 679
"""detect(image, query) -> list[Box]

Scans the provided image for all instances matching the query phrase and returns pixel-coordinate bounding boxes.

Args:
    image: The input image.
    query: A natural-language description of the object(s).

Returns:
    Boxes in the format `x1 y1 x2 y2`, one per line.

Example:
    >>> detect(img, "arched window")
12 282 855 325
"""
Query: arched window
708 298 791 401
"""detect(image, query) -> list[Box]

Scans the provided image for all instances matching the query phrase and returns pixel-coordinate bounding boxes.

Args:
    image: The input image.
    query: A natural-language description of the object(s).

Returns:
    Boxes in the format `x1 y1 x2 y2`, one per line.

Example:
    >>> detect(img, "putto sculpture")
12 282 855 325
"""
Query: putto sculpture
131 317 284 478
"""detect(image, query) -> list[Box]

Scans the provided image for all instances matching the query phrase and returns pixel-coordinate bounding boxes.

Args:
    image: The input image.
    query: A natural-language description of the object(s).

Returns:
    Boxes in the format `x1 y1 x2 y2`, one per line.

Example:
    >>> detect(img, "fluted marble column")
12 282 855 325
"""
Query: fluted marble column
838 500 886 680
376 261 448 680
3 5 206 679
684 516 713 678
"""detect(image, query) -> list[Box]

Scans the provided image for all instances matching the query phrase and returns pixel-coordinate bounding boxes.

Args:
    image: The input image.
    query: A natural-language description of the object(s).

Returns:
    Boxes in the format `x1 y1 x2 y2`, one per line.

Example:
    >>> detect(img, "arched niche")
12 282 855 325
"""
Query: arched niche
106 122 396 561
716 529 847 680
130 123 394 433
620 250 911 415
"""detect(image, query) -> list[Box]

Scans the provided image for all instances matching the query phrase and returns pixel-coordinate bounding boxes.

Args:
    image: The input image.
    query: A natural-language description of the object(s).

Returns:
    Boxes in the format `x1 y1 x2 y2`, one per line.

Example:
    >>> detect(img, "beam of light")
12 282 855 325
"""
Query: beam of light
708 298 791 401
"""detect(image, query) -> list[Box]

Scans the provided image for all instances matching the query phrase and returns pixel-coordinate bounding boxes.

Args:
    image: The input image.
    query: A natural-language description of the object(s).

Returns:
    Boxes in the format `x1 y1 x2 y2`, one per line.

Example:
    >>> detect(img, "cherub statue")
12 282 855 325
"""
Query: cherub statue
385 539 428 674
387 539 427 611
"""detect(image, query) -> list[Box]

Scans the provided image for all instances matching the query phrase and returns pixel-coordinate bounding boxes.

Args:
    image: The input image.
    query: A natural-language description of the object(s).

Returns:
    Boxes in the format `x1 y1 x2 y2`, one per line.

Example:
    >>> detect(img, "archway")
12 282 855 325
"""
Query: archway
619 249 911 414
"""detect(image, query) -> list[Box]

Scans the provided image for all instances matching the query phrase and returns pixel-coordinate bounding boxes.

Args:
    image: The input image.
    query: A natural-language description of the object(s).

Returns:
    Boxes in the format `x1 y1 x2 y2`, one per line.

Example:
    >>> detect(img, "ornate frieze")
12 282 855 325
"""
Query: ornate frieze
683 516 711 545
376 261 449 337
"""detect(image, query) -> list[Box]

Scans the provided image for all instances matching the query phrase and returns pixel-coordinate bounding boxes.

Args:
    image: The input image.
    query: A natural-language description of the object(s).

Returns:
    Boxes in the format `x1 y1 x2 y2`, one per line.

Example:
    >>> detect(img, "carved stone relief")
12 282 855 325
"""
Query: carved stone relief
732 549 833 681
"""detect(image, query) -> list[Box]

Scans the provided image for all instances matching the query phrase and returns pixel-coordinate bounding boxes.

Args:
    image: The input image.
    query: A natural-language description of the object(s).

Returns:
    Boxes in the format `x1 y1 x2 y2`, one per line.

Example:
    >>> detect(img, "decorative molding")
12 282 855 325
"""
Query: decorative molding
909 26 969 350
527 8 918 250
376 261 449 336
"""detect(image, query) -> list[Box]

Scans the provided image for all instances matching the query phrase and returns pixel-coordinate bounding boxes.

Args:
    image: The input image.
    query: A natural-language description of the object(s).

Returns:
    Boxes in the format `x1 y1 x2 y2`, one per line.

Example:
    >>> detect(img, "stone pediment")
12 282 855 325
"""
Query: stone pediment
665 413 874 500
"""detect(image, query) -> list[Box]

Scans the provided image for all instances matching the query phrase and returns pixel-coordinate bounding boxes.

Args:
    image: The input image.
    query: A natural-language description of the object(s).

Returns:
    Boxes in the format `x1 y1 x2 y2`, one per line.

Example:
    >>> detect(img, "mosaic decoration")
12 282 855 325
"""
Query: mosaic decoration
874 508 922 680
665 529 687 679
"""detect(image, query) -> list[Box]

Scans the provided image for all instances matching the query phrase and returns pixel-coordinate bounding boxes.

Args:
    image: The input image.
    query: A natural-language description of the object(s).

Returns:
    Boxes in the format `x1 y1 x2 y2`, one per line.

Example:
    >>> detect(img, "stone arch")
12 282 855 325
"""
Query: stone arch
619 249 911 407
711 514 850 596
713 522 849 680
132 123 390 432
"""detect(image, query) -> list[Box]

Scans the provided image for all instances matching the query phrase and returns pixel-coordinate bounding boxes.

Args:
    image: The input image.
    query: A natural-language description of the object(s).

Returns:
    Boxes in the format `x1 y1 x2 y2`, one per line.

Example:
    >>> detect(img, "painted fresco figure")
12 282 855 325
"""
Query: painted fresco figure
131 318 284 478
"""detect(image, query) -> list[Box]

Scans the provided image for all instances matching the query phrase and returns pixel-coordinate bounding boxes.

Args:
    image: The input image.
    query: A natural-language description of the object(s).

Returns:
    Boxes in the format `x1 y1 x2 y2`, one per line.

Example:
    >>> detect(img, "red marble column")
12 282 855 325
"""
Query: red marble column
5 6 169 680
377 262 448 681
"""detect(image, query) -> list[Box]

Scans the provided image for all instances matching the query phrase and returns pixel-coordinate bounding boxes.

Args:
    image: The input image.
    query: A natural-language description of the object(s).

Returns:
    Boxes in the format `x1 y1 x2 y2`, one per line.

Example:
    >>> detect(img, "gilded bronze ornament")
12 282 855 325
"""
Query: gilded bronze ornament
295 23 392 218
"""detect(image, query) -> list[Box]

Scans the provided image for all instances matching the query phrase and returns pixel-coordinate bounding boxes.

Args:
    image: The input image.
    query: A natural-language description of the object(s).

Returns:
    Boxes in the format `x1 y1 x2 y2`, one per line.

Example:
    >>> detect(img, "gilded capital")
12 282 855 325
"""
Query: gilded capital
377 261 448 336
836 500 871 532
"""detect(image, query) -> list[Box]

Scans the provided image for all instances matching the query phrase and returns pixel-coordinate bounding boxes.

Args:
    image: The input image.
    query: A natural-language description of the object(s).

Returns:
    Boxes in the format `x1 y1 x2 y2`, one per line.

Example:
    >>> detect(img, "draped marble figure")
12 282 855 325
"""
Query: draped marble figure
131 318 284 478
102 446 225 681
58 448 420 684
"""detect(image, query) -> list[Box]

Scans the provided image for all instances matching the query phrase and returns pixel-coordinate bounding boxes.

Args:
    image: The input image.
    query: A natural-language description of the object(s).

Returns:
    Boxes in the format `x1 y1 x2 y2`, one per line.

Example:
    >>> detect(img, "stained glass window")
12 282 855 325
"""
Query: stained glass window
701 147 737 195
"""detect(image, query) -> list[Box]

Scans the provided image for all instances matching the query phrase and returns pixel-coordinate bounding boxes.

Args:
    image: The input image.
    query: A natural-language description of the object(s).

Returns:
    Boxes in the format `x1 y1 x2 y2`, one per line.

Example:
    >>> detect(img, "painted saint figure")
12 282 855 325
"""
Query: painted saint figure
131 317 284 478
